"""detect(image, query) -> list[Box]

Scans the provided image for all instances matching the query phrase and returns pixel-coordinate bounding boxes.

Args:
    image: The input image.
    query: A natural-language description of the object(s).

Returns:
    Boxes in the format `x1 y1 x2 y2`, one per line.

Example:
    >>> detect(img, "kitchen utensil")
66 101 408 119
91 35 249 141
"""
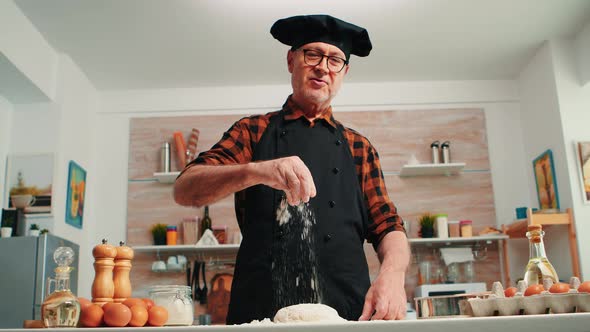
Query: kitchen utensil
186 128 200 163
200 261 208 304
191 261 200 301
430 141 440 164
160 142 170 173
208 273 233 324
441 141 451 163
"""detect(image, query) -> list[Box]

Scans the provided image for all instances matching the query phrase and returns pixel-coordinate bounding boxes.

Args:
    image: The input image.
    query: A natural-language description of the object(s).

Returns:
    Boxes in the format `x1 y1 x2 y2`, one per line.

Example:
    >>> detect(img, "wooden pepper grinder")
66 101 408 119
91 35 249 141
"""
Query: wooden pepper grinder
91 239 117 305
113 241 134 303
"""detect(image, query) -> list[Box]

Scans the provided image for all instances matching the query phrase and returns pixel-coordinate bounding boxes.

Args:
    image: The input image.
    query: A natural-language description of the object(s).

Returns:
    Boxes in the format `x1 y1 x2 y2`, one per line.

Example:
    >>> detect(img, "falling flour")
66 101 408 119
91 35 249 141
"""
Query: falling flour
272 195 321 312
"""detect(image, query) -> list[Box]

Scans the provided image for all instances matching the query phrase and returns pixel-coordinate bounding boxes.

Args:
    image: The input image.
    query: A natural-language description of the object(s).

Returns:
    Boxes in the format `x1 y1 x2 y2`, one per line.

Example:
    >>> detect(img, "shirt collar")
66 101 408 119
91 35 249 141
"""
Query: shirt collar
282 96 337 129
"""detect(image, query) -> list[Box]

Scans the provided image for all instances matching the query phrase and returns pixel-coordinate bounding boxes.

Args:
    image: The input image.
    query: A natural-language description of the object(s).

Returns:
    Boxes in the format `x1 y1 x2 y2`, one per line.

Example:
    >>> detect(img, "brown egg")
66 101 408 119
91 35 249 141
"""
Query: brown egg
128 305 149 327
78 297 93 311
79 304 104 327
123 298 147 309
504 287 518 297
103 303 132 327
578 281 590 293
549 282 570 293
148 306 168 327
524 284 545 296
141 298 155 310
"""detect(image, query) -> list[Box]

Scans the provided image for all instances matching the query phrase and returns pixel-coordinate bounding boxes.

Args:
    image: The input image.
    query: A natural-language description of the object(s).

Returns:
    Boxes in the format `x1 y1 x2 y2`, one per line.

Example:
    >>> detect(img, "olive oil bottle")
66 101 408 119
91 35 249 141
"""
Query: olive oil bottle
523 224 558 285
200 206 212 239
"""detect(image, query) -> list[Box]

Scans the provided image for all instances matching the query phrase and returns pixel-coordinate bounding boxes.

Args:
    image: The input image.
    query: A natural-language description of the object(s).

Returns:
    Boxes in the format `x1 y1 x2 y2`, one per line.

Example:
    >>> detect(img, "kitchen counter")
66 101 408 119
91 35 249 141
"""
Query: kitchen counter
2 313 590 332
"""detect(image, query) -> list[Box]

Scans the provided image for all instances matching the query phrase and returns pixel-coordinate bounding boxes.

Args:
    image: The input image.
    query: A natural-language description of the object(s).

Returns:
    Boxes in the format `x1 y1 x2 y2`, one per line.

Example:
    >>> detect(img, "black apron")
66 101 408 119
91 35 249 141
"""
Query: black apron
226 111 370 324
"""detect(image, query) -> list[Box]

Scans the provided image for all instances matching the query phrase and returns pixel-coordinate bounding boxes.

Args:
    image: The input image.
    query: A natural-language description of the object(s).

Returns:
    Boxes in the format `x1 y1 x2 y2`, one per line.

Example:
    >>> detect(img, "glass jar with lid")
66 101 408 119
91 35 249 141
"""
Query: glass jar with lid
149 285 194 325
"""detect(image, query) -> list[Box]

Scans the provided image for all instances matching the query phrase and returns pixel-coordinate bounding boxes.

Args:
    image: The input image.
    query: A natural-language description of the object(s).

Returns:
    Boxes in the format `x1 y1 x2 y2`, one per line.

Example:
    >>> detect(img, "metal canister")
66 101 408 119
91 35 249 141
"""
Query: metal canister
430 141 440 164
441 141 451 163
161 142 171 173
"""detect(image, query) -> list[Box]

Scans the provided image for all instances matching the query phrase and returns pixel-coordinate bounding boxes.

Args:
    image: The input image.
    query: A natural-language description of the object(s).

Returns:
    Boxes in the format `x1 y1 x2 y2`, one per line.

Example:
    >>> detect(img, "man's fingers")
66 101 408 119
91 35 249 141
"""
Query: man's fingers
358 299 374 321
285 171 301 205
370 301 388 321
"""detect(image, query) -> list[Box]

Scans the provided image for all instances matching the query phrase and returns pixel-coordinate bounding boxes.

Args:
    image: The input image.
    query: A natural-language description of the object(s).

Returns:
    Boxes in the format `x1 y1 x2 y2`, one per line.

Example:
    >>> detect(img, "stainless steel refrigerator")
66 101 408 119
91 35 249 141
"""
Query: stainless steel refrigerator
0 234 79 328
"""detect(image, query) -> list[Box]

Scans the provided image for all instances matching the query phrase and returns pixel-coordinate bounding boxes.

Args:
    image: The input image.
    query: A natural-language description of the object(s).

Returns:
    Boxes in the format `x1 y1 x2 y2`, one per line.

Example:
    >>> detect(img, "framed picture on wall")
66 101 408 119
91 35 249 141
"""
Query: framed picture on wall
3 153 54 213
575 141 590 204
532 149 560 210
65 161 86 229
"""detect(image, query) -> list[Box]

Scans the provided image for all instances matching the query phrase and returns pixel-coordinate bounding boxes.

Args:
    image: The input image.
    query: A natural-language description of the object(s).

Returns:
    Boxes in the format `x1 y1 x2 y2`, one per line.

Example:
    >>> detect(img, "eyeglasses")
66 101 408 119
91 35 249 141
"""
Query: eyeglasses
301 49 348 73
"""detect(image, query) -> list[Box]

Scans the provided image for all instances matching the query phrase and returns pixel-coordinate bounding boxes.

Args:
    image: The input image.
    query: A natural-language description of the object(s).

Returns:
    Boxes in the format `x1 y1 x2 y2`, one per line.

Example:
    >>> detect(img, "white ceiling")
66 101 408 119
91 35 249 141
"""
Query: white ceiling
13 0 590 91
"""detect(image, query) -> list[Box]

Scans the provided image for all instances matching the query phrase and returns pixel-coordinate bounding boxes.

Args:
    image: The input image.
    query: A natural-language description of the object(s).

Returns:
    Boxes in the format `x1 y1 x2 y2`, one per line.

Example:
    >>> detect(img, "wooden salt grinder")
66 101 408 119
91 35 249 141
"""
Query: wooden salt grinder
91 239 117 305
113 241 134 303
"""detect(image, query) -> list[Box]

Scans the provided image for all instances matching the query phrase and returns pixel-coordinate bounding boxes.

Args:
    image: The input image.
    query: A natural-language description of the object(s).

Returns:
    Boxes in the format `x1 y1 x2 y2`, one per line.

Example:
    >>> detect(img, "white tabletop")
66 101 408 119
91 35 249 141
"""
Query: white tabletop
4 313 590 332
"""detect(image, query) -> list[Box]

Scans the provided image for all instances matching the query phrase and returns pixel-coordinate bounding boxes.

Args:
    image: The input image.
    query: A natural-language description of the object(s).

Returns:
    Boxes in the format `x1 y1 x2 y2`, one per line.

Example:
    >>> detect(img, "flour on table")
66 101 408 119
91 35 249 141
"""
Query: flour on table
273 303 346 323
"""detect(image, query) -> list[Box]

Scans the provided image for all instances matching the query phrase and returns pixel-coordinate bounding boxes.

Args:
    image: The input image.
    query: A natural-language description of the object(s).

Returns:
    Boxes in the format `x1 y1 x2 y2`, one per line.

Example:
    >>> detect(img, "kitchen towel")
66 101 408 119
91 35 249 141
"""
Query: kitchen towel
439 248 474 265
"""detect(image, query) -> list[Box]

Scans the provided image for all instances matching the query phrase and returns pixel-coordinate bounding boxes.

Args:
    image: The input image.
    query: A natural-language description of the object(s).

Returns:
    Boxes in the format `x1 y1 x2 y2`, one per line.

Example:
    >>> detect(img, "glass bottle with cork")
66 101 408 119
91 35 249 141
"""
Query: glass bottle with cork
200 206 212 239
41 247 80 327
524 224 558 285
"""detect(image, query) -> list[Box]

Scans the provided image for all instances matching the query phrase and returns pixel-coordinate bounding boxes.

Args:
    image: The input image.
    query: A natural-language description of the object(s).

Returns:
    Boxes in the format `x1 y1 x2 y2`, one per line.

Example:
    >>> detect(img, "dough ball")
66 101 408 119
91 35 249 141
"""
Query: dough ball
273 303 346 323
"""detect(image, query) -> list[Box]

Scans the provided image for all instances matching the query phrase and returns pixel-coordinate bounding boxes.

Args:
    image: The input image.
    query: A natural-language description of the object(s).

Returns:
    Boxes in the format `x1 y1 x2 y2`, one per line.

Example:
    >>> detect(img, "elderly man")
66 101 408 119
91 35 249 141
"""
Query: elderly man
174 14 409 324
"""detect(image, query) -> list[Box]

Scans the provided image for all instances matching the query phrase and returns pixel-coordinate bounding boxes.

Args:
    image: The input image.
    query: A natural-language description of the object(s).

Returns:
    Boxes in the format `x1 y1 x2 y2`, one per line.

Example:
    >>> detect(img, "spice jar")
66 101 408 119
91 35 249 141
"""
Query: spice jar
460 220 473 237
448 220 460 238
166 225 178 245
149 285 194 325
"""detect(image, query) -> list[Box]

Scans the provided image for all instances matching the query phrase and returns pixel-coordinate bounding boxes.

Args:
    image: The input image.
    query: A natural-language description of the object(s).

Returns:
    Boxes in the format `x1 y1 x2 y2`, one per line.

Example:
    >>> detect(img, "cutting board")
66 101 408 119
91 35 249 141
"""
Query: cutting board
208 273 233 324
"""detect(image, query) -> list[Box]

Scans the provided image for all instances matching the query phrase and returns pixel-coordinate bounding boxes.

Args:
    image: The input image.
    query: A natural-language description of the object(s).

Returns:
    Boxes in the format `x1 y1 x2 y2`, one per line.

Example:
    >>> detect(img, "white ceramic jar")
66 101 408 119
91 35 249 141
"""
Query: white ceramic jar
435 214 449 238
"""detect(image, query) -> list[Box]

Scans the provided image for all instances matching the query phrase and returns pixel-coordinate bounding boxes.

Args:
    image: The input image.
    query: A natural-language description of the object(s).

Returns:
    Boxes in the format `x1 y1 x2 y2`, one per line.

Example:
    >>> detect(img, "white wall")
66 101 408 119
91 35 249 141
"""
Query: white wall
48 54 99 297
1 2 100 297
574 20 590 86
518 42 570 280
552 38 590 279
0 96 13 209
0 1 57 101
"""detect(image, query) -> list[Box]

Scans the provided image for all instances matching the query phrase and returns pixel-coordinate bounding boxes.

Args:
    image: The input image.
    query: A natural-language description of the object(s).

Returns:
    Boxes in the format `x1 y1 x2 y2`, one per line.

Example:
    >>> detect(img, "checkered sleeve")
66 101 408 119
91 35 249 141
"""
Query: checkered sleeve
344 128 406 250
187 115 269 168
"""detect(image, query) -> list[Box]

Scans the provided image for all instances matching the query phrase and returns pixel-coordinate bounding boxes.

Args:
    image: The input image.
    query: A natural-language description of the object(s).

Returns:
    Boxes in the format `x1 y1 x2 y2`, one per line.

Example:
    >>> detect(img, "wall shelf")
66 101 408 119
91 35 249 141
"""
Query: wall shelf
408 234 507 245
132 244 240 254
153 171 180 184
399 163 466 177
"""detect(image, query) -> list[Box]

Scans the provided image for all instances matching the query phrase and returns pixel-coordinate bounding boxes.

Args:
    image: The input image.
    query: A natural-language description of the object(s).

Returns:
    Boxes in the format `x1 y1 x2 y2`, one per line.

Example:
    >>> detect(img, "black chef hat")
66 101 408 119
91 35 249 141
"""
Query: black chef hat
270 15 372 60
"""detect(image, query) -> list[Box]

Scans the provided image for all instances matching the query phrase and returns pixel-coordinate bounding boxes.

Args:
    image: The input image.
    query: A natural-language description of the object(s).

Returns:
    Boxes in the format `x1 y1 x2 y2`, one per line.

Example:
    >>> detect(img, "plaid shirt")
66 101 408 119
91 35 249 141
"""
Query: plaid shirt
190 96 405 249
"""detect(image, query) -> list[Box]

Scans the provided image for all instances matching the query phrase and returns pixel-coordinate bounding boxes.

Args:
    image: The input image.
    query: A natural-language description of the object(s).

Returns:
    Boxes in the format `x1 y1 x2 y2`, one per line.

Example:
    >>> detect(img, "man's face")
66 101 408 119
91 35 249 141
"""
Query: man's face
287 42 349 108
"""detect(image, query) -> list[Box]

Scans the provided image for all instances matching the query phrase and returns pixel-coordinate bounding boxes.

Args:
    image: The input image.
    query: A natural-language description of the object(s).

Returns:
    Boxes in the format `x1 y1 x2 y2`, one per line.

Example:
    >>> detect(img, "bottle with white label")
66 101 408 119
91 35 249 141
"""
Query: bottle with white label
435 214 449 238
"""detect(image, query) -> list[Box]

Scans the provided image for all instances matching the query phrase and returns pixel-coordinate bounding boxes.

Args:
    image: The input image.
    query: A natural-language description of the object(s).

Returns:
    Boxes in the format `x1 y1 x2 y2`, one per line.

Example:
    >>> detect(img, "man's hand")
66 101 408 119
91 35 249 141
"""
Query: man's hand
255 156 317 205
358 269 407 320
359 231 409 321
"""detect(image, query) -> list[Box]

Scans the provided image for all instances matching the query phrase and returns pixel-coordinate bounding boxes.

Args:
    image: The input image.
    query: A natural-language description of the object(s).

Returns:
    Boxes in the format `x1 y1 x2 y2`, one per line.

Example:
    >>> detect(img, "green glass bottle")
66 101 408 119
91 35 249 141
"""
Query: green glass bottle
200 206 212 239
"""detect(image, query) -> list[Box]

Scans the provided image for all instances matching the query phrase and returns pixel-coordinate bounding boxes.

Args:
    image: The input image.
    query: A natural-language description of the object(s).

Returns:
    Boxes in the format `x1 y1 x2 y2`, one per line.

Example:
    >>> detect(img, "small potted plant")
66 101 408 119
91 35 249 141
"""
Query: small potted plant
151 223 167 245
40 228 50 236
419 213 436 238
29 224 40 237
1 214 15 238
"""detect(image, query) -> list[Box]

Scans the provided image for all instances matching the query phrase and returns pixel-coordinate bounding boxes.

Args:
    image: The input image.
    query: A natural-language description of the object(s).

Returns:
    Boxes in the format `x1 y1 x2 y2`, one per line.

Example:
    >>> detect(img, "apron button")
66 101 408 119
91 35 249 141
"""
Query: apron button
280 129 288 137
329 200 336 208
332 167 340 174
324 234 332 242
335 139 342 146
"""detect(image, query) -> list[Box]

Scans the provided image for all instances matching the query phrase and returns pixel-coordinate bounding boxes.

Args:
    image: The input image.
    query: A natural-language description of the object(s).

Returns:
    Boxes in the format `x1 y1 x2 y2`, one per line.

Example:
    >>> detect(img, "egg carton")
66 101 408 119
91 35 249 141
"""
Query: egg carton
466 293 590 316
